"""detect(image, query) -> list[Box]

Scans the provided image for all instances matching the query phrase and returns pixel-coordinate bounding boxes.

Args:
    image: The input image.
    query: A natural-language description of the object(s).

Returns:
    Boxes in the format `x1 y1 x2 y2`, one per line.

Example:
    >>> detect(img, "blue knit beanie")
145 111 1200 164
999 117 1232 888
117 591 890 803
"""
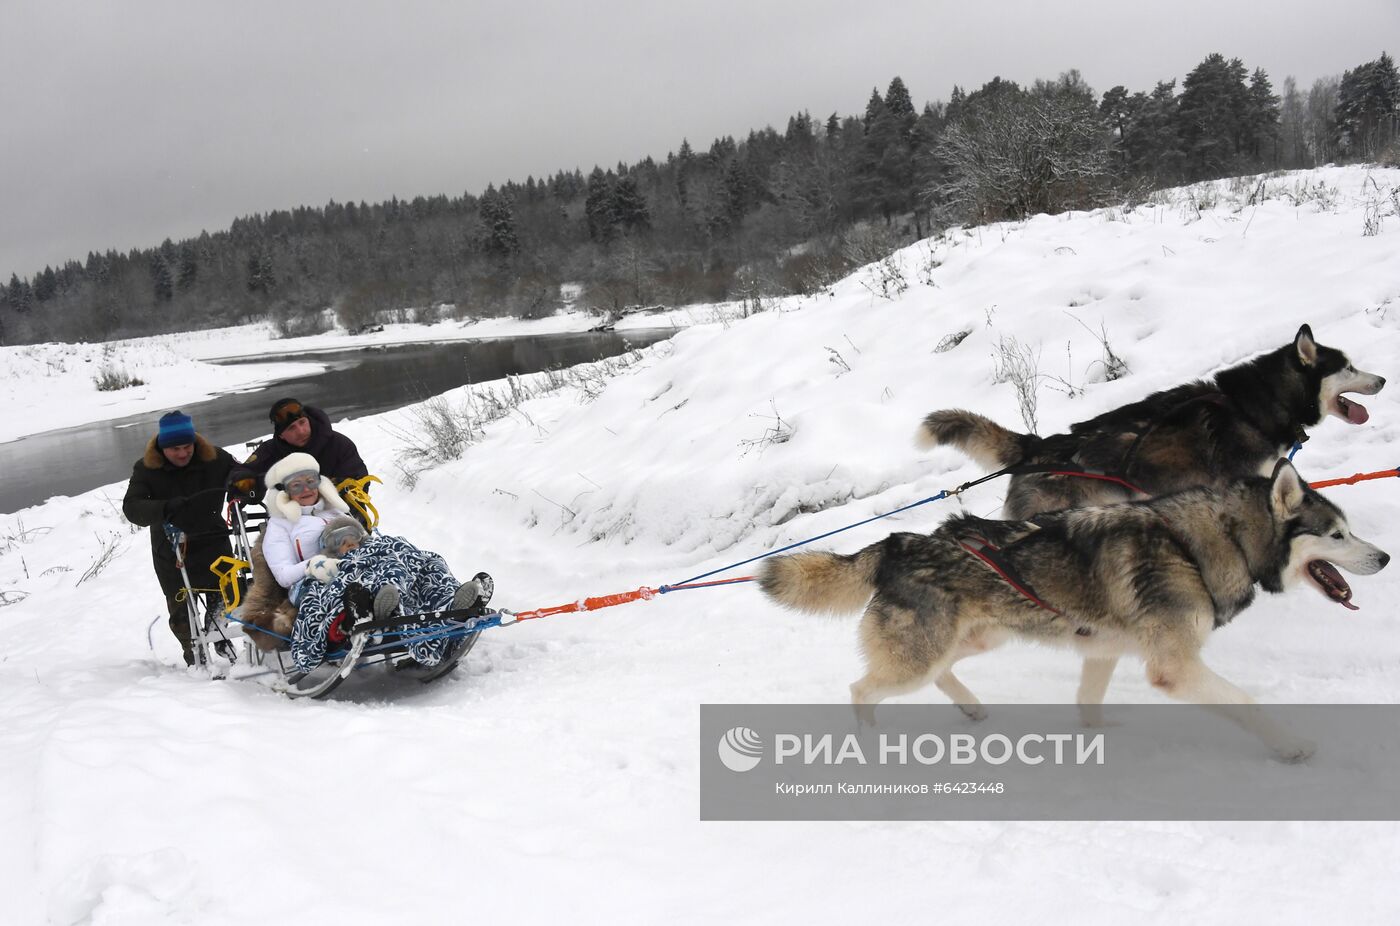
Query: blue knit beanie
157 411 196 448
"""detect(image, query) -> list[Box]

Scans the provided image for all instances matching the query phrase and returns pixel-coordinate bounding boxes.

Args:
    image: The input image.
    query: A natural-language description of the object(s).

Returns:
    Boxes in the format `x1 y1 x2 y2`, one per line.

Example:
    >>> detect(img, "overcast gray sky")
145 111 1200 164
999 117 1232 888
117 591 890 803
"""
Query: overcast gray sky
3 0 1396 281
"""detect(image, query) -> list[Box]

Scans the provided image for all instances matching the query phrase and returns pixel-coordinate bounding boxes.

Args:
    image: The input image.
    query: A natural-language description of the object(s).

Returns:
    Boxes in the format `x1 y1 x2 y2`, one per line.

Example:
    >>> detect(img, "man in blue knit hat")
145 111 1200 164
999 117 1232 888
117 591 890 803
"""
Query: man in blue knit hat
123 410 236 665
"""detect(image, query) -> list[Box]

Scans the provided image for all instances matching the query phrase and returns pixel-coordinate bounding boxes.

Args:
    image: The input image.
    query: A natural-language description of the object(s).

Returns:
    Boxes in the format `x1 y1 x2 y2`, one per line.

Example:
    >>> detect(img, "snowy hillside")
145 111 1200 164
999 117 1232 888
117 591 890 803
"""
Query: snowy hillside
3 166 1400 924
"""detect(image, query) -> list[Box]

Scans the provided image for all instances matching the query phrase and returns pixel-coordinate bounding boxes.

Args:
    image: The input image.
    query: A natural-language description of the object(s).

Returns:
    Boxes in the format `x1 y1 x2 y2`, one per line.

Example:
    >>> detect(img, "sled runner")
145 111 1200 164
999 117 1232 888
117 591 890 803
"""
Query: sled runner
165 487 492 699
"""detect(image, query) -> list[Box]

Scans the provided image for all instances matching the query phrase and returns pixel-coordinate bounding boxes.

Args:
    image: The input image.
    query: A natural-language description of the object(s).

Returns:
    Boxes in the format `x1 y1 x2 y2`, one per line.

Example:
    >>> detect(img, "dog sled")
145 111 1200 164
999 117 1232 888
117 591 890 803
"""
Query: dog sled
164 483 493 699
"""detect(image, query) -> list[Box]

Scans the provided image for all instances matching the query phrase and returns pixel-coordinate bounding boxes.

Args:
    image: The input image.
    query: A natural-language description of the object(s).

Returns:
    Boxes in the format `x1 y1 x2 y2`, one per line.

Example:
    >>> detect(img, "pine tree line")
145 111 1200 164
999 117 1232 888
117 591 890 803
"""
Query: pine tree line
1 51 1396 346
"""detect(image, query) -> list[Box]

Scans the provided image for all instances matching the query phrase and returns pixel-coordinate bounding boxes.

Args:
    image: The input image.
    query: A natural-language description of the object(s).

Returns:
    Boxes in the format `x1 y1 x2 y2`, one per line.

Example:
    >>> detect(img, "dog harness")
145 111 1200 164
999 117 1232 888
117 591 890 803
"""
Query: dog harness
956 534 1092 634
1118 391 1308 484
947 462 1148 501
959 509 1207 637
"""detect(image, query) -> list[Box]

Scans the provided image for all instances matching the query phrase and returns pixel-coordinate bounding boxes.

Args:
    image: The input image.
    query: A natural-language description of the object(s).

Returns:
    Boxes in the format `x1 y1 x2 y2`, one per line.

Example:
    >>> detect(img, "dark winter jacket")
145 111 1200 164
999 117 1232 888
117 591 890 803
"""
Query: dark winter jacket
238 405 368 494
123 434 237 564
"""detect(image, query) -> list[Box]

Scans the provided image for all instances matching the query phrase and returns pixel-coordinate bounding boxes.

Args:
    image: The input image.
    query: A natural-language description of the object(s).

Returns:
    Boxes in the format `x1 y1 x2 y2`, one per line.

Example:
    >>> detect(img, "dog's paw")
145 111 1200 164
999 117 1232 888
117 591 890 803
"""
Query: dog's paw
1077 706 1119 728
1268 735 1317 763
958 703 988 722
852 703 879 729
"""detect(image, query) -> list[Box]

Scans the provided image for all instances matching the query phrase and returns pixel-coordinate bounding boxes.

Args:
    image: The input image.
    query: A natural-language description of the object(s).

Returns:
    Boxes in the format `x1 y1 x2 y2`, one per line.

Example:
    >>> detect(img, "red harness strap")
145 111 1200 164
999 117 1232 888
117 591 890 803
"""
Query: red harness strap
957 535 1063 616
1044 469 1147 495
1007 464 1148 498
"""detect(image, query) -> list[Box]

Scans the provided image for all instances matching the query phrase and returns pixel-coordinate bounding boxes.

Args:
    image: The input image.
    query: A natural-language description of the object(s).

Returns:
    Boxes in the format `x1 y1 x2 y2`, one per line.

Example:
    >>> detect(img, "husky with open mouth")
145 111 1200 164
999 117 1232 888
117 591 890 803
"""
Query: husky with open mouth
919 324 1385 518
759 460 1389 759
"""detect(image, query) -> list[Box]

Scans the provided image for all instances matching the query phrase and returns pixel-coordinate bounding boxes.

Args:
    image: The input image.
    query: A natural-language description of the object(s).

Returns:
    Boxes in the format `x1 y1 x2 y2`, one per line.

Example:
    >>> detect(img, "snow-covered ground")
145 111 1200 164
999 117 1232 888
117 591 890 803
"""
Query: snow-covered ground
3 166 1400 923
0 308 694 443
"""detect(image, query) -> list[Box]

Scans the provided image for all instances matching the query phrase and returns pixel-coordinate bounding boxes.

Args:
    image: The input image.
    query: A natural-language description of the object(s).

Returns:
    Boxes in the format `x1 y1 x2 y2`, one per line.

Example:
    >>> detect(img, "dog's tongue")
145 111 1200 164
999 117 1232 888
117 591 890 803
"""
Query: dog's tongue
1337 395 1370 424
1309 560 1359 610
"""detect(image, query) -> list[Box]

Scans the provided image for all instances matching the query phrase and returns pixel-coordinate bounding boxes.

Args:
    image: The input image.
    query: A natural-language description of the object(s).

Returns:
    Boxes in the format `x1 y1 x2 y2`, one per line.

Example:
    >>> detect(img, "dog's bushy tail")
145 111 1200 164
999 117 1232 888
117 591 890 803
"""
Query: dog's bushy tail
758 542 883 615
916 409 1031 469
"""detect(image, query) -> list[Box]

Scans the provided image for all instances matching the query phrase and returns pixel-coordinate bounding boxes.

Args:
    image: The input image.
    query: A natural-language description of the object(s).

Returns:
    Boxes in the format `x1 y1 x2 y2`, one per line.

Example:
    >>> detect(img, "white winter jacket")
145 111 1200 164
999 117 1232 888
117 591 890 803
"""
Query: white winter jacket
262 501 341 588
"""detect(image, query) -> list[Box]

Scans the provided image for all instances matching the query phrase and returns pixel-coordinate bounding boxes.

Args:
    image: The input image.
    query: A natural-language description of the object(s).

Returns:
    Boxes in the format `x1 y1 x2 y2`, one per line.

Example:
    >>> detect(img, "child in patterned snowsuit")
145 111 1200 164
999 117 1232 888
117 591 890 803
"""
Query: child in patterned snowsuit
291 516 482 672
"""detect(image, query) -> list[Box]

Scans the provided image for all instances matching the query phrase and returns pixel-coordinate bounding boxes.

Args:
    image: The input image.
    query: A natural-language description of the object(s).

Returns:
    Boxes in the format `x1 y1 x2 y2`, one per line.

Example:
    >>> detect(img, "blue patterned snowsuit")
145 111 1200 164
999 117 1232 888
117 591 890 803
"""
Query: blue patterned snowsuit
291 532 461 671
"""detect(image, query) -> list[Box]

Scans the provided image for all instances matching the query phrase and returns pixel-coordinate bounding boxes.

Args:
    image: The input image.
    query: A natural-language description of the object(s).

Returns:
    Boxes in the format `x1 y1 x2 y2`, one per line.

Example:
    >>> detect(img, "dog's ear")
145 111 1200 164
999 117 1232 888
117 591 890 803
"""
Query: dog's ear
1270 458 1306 514
1294 324 1317 367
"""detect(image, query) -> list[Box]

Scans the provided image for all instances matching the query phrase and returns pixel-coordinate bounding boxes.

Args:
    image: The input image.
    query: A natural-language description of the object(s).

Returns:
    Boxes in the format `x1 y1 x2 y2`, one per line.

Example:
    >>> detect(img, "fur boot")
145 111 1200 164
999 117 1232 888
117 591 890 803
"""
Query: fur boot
239 533 297 651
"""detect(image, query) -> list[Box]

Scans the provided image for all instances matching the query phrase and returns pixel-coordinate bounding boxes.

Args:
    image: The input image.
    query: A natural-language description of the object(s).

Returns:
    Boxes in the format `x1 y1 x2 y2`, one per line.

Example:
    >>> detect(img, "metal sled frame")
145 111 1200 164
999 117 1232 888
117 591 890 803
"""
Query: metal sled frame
166 523 240 676
273 603 485 698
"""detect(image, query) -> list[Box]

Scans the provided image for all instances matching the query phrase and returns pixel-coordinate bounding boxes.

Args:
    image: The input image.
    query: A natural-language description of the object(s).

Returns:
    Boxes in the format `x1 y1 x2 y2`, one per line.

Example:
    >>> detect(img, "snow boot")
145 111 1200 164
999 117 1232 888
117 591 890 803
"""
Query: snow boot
470 572 494 609
373 585 401 621
453 572 493 617
451 581 482 616
341 582 375 627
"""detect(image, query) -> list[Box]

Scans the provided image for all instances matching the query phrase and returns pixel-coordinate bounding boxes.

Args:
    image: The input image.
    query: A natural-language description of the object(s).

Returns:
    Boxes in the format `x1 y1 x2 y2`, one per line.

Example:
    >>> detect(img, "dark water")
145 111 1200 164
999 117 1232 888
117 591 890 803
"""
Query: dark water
1 330 673 514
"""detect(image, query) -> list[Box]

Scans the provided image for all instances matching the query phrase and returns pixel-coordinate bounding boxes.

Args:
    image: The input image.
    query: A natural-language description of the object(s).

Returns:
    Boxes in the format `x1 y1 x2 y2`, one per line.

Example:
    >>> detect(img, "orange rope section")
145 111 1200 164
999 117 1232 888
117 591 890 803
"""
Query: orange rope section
510 586 659 623
1309 467 1400 490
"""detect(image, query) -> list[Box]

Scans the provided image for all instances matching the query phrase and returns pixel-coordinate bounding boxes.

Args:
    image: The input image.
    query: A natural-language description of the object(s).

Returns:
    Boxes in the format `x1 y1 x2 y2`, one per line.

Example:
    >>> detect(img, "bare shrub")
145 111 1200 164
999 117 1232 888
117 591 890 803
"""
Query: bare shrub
76 532 126 586
270 301 333 338
412 303 447 325
391 348 652 486
1284 179 1341 211
94 364 145 391
915 239 944 286
411 395 478 461
504 275 563 320
0 517 51 555
840 221 908 300
335 281 403 331
991 335 1041 434
732 266 770 318
1066 313 1129 382
777 247 853 295
738 400 793 457
1361 176 1396 237
859 253 909 300
840 222 899 266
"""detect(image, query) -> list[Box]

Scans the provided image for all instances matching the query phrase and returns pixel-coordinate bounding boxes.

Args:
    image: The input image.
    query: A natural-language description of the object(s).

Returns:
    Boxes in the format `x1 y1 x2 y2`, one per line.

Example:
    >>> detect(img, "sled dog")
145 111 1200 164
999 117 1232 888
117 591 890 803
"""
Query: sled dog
919 325 1385 518
759 460 1389 758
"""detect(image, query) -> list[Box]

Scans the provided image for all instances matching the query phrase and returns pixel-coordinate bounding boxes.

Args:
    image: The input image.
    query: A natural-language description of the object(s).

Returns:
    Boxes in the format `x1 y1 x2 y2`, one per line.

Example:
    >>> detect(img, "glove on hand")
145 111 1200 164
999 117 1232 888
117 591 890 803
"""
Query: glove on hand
306 554 341 583
228 473 258 501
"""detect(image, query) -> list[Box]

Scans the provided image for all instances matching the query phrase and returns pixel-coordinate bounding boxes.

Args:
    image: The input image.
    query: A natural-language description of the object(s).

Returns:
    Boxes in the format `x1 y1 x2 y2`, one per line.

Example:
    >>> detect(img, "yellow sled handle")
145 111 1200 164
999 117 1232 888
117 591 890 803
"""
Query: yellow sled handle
209 555 251 612
337 475 383 529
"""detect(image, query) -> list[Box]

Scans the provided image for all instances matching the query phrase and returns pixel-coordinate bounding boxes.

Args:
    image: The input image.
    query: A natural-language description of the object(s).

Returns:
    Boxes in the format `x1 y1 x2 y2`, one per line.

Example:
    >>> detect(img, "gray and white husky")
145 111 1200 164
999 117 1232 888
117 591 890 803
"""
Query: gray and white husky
759 460 1389 759
919 325 1385 518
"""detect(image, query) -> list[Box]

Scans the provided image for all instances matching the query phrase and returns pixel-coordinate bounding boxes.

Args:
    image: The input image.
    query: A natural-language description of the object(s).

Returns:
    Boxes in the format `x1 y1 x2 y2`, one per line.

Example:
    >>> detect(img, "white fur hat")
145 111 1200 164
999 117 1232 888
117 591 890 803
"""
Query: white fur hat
262 452 350 522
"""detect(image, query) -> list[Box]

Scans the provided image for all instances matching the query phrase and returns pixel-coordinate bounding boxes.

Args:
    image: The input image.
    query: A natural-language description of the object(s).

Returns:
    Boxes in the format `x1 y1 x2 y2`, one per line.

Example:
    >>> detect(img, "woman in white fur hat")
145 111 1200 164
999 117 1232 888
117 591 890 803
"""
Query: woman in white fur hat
254 454 493 670
261 452 352 605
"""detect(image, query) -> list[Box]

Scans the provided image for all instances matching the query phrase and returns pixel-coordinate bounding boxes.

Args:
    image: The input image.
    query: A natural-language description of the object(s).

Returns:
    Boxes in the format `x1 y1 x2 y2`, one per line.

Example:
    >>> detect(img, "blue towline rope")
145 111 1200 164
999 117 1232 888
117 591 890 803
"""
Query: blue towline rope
223 613 291 642
224 612 499 650
659 490 951 592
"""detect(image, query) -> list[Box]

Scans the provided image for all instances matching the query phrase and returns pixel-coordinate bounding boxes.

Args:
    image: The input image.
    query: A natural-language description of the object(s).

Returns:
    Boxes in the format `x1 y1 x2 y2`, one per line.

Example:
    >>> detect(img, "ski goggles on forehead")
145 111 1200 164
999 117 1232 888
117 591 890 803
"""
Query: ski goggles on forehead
273 402 306 431
280 471 321 495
